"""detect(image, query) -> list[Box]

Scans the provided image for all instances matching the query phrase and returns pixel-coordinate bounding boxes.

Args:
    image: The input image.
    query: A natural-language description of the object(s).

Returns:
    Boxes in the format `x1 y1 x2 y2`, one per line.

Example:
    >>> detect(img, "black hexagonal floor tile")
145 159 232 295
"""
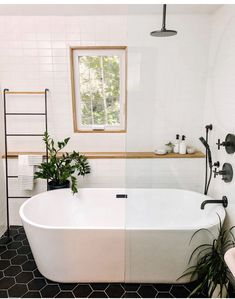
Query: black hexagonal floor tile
18 227 25 234
0 271 3 280
122 292 141 298
89 291 108 298
33 269 43 278
0 260 10 270
27 252 34 260
16 271 34 283
8 229 19 237
22 239 29 246
22 291 42 298
22 260 37 271
28 278 47 291
184 280 201 292
11 254 27 265
56 291 75 298
90 283 109 291
156 292 174 298
73 284 93 297
0 277 15 289
0 246 7 254
40 284 60 298
1 249 17 260
170 285 190 298
7 241 23 250
0 290 8 297
8 283 28 297
153 284 172 292
122 284 140 292
106 284 125 298
137 285 157 298
13 234 26 241
45 278 57 284
9 226 20 230
4 265 22 276
17 245 31 255
0 236 12 245
59 283 77 291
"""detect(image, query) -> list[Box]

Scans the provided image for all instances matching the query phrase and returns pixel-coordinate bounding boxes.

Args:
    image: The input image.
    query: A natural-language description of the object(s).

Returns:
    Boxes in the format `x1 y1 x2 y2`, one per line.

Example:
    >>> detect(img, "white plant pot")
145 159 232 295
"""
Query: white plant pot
165 145 173 153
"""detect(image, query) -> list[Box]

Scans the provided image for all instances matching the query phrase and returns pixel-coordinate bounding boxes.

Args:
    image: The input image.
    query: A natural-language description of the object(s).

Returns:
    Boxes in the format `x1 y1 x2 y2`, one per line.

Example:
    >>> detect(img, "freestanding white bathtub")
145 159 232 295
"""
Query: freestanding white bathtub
19 188 225 283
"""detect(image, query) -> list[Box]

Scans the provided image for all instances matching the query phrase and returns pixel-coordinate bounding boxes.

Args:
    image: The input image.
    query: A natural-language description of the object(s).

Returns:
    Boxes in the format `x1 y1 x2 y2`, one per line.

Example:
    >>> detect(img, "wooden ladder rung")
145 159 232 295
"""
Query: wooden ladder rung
5 91 45 95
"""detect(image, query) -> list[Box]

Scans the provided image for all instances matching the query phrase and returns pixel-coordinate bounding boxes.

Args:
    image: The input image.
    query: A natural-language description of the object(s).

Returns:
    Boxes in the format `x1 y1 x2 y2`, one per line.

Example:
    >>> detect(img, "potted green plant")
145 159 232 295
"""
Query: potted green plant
34 132 90 194
165 141 174 153
179 216 235 298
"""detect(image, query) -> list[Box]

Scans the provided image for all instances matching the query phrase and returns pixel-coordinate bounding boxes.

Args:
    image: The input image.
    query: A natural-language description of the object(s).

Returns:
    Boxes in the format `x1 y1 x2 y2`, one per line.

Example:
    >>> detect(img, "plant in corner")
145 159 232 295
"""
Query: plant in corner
179 216 235 298
34 132 91 194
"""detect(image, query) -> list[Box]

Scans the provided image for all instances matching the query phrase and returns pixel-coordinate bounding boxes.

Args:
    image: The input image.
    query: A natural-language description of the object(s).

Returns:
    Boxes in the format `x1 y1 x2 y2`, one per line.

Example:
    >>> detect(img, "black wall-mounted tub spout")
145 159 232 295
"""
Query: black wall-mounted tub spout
201 196 228 210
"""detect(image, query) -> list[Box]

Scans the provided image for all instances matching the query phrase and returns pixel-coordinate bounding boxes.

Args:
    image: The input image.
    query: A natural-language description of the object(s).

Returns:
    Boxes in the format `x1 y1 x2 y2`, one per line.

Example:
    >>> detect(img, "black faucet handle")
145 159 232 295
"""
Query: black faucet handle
217 139 221 150
213 161 220 168
213 168 219 178
217 138 230 150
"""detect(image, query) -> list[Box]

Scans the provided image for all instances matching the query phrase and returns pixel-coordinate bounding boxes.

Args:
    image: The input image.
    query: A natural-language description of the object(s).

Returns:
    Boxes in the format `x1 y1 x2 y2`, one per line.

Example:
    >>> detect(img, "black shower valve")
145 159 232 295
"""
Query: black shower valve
213 163 233 183
216 134 235 154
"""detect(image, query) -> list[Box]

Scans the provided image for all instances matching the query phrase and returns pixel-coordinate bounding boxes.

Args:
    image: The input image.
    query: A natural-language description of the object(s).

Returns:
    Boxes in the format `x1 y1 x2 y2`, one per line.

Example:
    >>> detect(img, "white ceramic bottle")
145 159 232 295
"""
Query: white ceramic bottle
179 135 187 154
173 134 180 153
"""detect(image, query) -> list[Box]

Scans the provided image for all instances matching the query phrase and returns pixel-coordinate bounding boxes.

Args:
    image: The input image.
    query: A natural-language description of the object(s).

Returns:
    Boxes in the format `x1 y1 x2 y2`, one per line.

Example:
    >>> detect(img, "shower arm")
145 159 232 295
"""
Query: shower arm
162 4 166 30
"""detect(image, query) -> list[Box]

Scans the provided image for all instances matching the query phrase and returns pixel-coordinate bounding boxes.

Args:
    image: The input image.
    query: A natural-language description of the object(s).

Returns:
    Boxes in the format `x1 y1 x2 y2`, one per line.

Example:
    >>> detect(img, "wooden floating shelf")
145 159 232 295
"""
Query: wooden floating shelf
2 151 205 159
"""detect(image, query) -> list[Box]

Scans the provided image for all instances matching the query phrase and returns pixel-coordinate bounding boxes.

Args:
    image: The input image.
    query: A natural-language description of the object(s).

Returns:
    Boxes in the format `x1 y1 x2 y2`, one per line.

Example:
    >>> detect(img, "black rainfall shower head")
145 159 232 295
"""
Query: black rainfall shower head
150 29 177 37
150 4 177 38
199 137 212 168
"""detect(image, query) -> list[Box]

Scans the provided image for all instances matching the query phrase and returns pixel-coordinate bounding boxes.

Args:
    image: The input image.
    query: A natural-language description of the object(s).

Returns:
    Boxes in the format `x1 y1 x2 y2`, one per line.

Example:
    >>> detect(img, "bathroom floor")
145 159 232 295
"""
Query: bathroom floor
0 226 216 298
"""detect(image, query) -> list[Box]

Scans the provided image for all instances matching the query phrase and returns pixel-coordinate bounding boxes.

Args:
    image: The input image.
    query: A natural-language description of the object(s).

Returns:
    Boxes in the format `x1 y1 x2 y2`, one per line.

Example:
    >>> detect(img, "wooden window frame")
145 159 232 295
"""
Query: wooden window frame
70 46 128 133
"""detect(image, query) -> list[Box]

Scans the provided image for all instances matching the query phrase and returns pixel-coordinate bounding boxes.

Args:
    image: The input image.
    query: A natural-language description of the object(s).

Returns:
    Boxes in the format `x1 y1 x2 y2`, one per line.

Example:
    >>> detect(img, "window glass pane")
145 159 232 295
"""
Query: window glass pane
78 55 121 126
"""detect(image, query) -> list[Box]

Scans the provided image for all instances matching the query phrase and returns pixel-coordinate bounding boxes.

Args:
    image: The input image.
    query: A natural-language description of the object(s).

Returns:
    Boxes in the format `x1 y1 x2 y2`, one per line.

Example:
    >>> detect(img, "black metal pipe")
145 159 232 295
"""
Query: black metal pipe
45 89 49 190
162 4 166 30
3 89 10 240
7 134 44 136
204 130 208 194
45 89 49 156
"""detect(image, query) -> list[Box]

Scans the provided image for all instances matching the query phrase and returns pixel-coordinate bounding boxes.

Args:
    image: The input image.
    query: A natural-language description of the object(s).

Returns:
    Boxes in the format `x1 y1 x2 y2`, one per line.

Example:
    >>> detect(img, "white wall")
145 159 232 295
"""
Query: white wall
204 5 235 227
0 13 211 225
0 14 211 152
127 14 211 151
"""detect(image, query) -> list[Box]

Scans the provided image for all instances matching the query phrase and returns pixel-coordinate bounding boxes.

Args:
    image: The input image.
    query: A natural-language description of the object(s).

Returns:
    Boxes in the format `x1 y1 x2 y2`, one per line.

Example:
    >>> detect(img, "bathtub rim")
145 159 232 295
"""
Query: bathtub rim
19 188 226 231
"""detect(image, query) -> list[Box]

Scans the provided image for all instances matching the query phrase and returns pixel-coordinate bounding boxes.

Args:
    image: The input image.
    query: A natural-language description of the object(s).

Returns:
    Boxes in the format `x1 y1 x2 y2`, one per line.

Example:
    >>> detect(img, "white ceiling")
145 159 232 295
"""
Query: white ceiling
0 4 222 16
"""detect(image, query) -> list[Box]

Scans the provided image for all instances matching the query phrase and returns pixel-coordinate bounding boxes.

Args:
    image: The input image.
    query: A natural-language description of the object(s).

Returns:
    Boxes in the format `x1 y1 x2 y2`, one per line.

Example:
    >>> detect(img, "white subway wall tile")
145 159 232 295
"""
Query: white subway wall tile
204 5 235 227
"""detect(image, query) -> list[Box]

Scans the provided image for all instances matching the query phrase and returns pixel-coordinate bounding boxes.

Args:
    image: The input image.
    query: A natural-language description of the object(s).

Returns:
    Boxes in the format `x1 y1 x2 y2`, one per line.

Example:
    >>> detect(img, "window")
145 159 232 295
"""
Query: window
70 46 127 133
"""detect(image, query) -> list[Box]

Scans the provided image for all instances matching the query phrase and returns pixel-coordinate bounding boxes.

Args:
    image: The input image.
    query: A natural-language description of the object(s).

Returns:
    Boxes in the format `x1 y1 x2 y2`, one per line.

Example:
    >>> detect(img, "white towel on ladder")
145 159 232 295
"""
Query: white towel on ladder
18 155 34 191
27 155 42 166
